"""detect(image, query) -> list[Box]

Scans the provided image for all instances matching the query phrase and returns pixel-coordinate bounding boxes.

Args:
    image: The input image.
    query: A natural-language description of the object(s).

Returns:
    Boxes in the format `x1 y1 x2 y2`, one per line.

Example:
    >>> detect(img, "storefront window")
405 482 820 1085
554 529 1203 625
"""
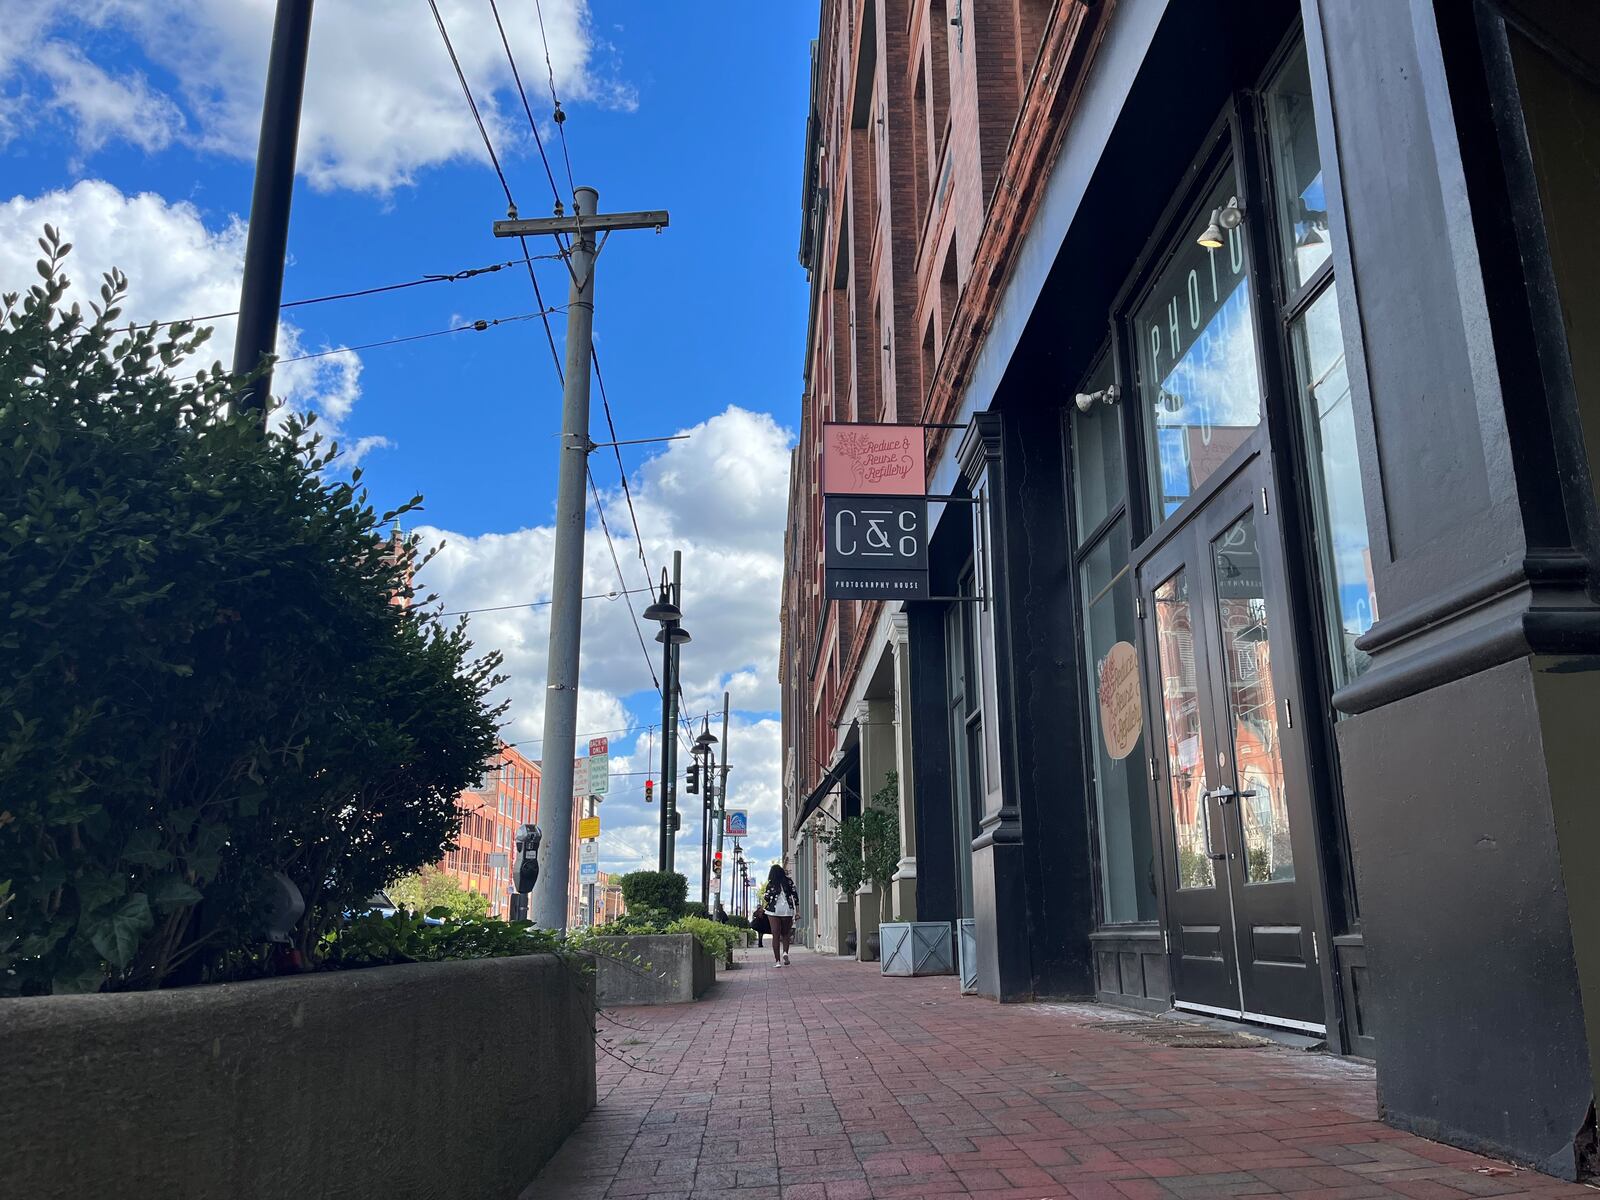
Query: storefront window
1134 172 1263 519
1071 358 1125 539
1265 47 1332 291
1079 517 1157 921
1071 356 1157 924
1268 45 1376 691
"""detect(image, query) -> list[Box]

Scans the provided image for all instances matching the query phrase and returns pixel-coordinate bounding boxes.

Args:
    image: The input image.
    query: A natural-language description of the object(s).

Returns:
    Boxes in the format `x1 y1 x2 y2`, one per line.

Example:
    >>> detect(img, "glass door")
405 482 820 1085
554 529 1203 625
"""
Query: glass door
1139 454 1325 1031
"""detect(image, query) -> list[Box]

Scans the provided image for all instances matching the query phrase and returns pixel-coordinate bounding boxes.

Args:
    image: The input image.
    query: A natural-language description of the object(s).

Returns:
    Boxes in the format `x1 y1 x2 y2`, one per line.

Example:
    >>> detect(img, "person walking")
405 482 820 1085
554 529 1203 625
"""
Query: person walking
762 863 799 967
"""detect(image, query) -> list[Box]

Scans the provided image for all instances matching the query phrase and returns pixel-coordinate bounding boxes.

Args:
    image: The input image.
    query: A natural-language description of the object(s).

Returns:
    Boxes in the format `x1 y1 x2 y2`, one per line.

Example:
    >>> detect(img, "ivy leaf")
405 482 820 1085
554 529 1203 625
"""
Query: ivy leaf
123 828 173 869
87 893 152 970
147 874 202 913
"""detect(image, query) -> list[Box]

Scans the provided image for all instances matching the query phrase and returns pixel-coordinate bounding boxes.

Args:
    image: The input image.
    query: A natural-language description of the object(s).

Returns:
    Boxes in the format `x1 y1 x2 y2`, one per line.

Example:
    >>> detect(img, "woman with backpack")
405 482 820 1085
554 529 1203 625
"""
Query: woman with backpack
762 863 800 967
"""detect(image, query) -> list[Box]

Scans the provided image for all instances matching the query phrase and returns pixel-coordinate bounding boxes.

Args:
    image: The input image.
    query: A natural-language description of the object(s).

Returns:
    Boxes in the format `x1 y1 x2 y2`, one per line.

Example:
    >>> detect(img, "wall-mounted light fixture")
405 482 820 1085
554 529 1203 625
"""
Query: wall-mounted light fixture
1197 196 1245 249
1074 383 1120 414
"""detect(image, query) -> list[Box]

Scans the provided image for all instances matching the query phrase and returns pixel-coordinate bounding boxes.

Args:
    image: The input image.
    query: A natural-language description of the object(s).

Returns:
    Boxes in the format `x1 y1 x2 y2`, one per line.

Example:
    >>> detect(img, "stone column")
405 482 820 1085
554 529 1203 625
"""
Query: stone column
856 697 895 961
889 613 918 921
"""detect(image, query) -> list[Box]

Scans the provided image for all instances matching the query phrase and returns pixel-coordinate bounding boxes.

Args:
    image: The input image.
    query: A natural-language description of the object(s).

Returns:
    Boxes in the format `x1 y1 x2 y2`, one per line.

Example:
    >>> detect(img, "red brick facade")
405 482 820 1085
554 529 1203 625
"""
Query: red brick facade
441 742 539 918
782 0 1110 824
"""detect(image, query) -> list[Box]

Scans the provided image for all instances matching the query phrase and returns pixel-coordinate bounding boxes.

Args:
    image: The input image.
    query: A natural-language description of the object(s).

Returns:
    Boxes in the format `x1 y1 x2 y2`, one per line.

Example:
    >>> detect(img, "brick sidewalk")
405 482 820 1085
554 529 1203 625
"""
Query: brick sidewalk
529 946 1591 1200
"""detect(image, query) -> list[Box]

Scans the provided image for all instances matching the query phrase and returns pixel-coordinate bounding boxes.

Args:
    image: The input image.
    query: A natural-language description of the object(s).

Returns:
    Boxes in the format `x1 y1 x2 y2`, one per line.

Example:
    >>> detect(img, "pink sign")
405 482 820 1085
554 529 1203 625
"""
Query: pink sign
822 423 927 496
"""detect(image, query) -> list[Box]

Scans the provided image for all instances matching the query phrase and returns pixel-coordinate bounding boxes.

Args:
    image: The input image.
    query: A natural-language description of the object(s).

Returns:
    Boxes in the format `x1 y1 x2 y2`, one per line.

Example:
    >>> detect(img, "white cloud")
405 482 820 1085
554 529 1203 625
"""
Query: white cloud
3 0 632 193
34 40 184 156
0 180 381 460
412 407 795 896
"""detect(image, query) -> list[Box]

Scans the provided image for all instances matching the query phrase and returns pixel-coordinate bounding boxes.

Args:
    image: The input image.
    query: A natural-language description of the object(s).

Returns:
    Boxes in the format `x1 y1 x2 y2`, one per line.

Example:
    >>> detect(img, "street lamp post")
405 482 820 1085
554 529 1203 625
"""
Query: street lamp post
643 560 689 873
693 717 718 908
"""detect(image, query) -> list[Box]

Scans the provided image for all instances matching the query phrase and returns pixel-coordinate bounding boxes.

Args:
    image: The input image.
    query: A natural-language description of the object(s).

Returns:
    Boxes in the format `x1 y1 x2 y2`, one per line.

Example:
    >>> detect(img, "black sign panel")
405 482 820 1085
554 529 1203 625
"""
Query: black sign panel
824 494 929 600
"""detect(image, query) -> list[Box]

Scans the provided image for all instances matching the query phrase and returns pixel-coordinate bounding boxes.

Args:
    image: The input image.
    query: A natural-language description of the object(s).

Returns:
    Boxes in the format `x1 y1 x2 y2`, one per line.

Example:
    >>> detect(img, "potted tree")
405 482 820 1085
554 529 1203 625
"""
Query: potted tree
821 774 901 962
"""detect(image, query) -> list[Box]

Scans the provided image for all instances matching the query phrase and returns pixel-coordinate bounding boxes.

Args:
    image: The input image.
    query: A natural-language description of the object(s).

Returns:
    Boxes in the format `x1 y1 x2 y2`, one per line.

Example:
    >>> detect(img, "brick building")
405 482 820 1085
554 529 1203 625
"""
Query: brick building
782 0 1600 1180
441 742 539 918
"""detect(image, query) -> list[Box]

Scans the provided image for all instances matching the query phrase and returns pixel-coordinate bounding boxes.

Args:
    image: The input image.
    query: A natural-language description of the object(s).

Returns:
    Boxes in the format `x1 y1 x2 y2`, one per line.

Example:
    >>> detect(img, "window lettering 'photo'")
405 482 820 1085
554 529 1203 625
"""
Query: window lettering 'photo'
1136 174 1262 518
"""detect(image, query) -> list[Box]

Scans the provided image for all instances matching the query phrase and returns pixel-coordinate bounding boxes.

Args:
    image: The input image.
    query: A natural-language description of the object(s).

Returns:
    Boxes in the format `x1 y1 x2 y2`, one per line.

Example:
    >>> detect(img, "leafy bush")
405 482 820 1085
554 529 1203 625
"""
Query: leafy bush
667 916 738 959
0 232 502 995
681 900 708 919
726 913 749 930
387 868 489 921
327 910 549 968
616 871 687 916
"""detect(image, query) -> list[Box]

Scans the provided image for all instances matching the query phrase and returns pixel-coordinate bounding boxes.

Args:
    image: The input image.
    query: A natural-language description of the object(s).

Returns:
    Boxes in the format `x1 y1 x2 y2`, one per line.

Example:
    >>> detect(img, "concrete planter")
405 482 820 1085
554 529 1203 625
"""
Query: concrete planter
0 955 594 1200
880 921 956 977
958 918 979 994
585 933 715 1005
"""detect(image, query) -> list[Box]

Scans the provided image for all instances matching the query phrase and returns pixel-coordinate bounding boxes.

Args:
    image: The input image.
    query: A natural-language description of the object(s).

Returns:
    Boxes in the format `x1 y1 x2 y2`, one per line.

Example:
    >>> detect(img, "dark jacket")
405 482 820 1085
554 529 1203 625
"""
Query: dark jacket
762 875 799 915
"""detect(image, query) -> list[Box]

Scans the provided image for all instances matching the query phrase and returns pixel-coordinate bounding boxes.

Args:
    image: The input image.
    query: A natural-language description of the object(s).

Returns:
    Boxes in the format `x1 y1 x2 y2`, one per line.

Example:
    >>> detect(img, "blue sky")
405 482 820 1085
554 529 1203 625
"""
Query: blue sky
0 0 817 900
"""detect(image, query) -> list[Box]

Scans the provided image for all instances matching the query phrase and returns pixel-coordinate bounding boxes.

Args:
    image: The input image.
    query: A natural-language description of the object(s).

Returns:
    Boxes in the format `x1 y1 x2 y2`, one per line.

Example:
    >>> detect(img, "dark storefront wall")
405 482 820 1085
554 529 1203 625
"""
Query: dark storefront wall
907 1 1600 1174
1301 0 1600 1179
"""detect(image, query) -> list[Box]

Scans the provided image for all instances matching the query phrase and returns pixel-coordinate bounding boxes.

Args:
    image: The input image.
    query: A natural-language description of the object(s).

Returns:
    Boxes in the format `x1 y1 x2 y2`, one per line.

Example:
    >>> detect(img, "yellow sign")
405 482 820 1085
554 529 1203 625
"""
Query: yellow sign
578 816 601 840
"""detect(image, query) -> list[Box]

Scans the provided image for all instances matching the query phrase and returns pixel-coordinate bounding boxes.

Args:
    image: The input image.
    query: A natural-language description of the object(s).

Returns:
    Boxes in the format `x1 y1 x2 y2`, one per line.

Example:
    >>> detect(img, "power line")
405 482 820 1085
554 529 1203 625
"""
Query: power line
429 0 515 211
591 348 656 586
134 255 566 334
489 0 564 209
275 309 563 365
533 0 578 196
436 586 651 618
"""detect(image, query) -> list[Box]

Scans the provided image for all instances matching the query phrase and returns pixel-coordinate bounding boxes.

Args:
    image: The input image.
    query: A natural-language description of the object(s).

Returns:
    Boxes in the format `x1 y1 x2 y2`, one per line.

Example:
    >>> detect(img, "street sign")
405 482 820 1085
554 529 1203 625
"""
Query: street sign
588 737 609 756
588 750 609 795
726 810 748 837
824 494 929 600
579 861 599 882
822 423 927 495
578 840 599 866
578 815 601 840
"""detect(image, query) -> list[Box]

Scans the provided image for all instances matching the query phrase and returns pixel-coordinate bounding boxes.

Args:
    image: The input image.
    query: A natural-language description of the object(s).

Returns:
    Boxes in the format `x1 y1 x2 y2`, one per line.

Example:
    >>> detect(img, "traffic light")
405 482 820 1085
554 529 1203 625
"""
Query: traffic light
685 762 699 795
671 808 681 832
713 851 722 876
644 779 654 804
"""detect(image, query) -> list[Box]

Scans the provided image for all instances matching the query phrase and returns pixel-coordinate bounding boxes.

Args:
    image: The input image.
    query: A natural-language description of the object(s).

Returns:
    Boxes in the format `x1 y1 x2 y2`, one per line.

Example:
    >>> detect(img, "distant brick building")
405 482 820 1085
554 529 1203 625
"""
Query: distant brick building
441 742 539 918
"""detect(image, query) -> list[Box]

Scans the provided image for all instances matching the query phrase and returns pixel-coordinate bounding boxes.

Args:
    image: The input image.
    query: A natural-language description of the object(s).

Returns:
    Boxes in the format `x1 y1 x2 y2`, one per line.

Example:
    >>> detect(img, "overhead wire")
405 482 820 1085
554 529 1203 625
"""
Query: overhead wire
436 587 651 618
124 254 565 335
532 0 579 196
275 309 563 365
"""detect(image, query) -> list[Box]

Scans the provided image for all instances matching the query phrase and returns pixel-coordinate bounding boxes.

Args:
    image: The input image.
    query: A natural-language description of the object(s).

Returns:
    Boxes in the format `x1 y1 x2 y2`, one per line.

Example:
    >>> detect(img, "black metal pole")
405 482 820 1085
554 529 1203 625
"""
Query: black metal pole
700 752 710 908
232 0 314 423
658 632 672 872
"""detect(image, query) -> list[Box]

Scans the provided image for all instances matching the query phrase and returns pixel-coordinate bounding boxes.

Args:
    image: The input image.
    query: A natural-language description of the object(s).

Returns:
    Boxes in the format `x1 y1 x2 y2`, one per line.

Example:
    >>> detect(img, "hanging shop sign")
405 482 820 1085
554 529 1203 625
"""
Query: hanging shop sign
823 494 929 600
1096 641 1143 761
725 810 748 837
822 423 927 496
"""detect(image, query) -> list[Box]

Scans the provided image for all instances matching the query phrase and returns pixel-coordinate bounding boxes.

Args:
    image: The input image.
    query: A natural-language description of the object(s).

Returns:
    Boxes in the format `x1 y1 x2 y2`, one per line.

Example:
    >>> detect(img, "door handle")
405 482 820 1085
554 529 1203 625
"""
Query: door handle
1201 800 1228 862
1205 786 1258 804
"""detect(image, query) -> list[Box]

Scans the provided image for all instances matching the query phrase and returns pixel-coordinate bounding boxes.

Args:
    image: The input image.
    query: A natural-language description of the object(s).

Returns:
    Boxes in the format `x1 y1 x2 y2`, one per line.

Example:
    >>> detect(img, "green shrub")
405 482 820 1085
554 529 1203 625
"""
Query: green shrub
726 913 750 930
616 871 687 916
0 232 502 995
667 916 738 959
681 900 709 919
387 868 490 920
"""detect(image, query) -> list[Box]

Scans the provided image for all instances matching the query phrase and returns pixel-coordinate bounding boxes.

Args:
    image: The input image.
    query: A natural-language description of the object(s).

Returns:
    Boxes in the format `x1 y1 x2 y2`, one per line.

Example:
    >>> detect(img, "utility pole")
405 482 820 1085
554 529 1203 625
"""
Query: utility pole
714 691 730 911
494 191 669 931
233 0 314 423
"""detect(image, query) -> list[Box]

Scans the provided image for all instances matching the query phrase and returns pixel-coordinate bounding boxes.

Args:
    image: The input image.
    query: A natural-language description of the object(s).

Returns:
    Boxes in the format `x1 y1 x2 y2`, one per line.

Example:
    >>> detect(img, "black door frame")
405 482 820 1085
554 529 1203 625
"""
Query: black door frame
1100 88 1345 1039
